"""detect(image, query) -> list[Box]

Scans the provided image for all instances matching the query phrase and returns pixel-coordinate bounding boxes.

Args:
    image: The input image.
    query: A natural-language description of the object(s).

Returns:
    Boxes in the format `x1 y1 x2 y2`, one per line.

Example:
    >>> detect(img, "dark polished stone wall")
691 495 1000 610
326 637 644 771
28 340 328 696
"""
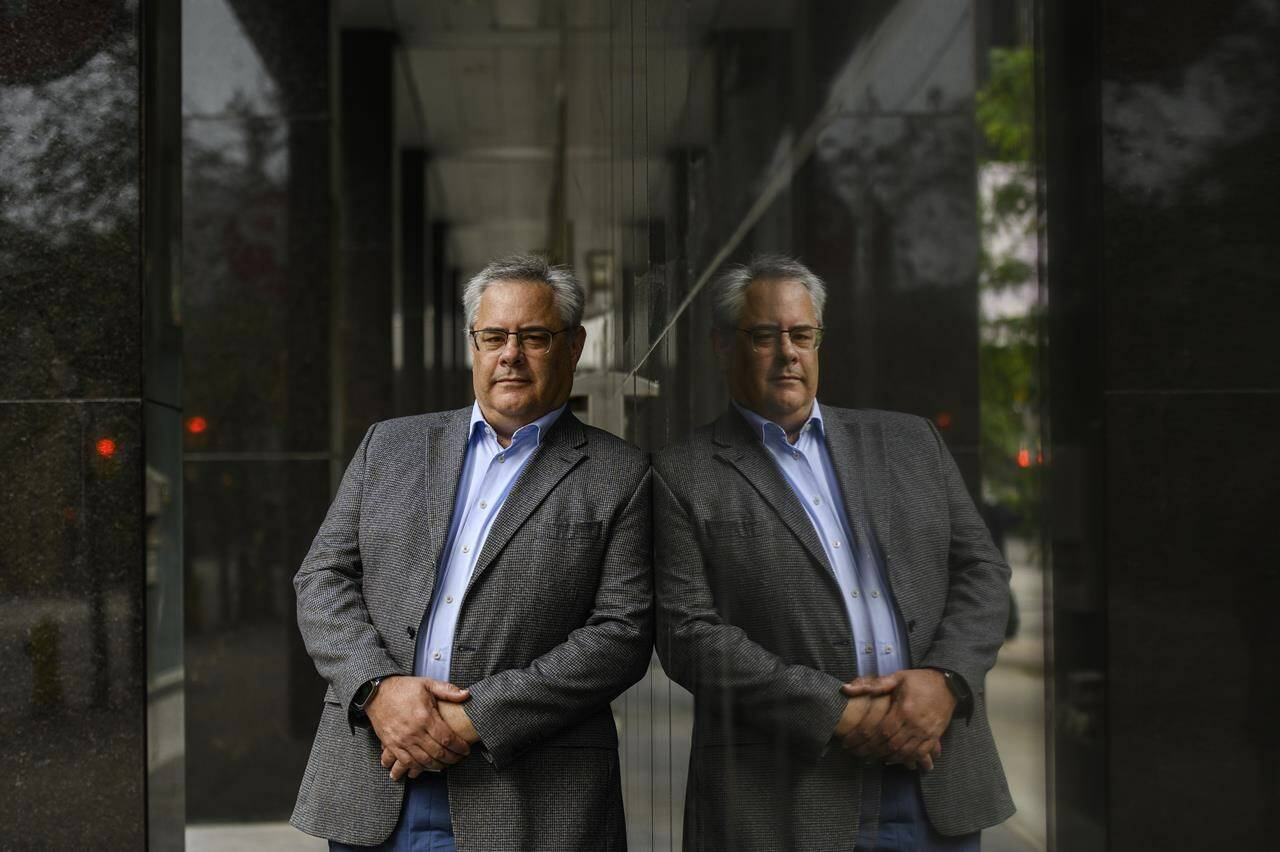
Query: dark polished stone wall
1097 1 1280 847
1047 0 1280 847
0 1 149 847
1042 0 1109 845
180 0 334 823
337 30 397 461
398 149 428 417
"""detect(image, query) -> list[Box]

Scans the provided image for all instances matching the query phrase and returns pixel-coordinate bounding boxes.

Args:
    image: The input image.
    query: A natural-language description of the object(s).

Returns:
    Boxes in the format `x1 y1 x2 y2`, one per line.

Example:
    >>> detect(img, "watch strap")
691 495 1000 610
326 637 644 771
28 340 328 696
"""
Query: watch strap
931 668 974 721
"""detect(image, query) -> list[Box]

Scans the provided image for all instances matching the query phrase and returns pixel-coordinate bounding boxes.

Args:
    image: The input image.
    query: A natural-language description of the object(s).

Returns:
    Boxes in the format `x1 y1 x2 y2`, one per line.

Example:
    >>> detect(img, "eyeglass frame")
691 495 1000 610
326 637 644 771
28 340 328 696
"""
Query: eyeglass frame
734 324 825 353
466 325 578 353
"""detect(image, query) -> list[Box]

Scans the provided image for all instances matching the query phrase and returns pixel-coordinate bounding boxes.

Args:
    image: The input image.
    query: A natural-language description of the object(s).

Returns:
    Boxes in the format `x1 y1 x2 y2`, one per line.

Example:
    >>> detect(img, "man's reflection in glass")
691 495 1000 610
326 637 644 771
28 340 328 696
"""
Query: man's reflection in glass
654 255 1014 849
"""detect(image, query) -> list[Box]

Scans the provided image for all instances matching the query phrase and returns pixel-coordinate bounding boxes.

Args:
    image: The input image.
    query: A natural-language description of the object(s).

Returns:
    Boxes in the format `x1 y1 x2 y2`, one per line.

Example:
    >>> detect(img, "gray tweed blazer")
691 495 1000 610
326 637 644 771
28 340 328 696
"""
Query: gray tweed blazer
653 405 1015 849
291 407 653 850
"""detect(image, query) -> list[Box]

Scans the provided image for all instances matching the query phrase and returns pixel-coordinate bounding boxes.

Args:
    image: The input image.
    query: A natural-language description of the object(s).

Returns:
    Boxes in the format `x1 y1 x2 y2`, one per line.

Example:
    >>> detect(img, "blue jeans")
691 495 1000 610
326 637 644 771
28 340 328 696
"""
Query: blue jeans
329 771 455 852
855 764 981 851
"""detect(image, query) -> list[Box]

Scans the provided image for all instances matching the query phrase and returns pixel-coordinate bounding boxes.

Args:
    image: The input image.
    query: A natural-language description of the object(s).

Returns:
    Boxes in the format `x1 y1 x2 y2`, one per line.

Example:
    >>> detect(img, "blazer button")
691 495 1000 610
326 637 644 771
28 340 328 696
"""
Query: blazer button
407 626 417 638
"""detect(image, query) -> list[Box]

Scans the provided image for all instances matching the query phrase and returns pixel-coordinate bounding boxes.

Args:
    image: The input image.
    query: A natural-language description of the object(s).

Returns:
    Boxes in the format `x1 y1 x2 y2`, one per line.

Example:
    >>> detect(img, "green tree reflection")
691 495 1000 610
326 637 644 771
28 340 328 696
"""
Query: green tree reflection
977 45 1041 532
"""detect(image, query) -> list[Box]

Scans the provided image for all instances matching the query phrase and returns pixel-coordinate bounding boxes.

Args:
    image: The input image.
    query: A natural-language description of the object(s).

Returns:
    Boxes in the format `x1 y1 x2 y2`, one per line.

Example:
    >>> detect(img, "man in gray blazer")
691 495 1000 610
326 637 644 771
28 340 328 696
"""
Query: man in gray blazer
292 255 653 850
654 255 1014 850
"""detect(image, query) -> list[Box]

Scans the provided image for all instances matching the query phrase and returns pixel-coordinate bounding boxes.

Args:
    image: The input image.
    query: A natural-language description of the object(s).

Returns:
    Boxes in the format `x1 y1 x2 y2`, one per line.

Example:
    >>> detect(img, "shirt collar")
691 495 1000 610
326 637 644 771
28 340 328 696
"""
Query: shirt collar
469 401 567 448
731 398 824 445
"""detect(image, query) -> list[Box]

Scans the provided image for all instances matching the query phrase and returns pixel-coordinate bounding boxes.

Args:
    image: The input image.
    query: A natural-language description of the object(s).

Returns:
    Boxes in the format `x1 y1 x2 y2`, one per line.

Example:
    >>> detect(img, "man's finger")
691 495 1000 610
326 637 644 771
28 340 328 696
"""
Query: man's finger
423 678 471 703
404 741 437 772
841 674 901 697
425 711 470 758
886 726 916 754
380 747 394 769
417 736 446 763
844 723 876 752
869 728 908 760
854 697 891 739
915 739 937 772
891 733 927 765
844 731 875 754
389 751 415 781
867 706 906 750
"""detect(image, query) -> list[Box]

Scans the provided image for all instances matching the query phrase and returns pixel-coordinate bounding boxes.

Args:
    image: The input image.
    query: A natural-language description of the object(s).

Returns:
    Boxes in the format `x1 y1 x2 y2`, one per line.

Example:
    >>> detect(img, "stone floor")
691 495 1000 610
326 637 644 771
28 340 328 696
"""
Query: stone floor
186 820 1040 851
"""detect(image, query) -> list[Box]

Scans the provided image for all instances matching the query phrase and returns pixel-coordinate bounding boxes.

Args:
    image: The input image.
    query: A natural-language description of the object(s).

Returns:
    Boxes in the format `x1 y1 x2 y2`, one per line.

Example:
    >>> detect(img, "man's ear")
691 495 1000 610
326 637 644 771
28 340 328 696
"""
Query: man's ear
569 323 587 369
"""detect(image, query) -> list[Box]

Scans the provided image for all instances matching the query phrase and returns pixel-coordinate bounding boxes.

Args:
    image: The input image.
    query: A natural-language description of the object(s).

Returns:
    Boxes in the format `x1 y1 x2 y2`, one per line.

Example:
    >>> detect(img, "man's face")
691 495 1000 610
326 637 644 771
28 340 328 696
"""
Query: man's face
471 279 585 429
716 278 821 427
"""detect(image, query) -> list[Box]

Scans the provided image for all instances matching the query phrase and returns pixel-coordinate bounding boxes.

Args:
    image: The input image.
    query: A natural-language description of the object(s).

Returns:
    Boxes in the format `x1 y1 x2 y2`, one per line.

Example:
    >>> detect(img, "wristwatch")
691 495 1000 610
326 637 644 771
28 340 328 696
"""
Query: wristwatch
932 668 974 720
352 676 386 714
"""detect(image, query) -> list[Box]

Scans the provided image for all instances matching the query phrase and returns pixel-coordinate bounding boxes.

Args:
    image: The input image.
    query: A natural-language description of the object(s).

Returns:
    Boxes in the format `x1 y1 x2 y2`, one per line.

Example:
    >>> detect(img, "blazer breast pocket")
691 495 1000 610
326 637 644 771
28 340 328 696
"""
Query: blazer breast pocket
539 519 604 542
703 517 765 540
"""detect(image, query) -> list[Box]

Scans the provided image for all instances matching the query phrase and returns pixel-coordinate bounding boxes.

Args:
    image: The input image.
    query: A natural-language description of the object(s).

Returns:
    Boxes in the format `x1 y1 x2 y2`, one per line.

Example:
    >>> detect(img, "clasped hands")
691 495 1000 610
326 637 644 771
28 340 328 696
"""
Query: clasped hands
365 675 480 781
832 668 956 772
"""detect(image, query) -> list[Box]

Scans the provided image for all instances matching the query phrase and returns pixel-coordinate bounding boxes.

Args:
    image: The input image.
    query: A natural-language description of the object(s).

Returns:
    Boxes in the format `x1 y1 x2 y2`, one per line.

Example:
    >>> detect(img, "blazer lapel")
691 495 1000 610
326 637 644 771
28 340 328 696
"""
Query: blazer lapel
381 408 470 633
421 408 472 587
712 408 835 580
466 411 588 597
821 406 918 622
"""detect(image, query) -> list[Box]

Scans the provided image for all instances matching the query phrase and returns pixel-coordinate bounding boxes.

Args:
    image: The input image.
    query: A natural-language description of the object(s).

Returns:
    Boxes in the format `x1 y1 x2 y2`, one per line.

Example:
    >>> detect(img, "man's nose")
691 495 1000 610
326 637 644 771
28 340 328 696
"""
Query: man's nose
776 332 800 361
499 334 525 364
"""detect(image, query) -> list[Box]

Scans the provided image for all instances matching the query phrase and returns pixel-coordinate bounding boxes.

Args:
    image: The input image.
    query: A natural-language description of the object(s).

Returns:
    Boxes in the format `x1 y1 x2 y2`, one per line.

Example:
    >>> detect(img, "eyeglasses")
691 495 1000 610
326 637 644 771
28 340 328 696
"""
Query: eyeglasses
736 325 824 353
467 326 575 353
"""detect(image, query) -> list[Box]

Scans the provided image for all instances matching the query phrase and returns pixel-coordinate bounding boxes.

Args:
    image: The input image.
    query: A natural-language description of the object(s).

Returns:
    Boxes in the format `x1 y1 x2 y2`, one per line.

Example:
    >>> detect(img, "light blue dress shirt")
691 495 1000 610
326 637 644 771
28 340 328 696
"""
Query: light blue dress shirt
732 400 908 677
414 401 566 681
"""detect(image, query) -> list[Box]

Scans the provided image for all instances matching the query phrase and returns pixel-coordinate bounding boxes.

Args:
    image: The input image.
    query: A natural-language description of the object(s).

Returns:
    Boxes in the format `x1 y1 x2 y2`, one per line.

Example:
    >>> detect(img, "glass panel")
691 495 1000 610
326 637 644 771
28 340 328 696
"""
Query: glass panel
179 1 1048 848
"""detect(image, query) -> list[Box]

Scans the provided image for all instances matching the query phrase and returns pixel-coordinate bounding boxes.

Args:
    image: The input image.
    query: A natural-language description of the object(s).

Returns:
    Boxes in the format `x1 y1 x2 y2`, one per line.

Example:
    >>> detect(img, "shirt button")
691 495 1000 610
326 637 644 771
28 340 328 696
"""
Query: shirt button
792 450 800 459
833 540 841 549
812 496 821 505
851 589 860 598
479 500 487 509
864 644 874 654
497 454 505 463
884 645 893 654
871 590 880 598
445 595 454 604
461 544 470 554
432 650 442 660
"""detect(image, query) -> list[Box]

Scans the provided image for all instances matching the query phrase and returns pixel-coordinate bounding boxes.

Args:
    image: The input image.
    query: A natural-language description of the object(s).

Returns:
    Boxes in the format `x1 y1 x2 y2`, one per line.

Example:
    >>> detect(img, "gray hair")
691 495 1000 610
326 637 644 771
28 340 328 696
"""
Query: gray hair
710 253 827 330
462 254 586 329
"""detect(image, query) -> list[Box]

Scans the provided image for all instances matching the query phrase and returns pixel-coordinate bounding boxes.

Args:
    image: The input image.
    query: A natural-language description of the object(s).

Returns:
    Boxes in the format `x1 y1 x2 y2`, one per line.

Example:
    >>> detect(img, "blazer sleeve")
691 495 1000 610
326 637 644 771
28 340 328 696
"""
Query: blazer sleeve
293 423 402 716
460 465 655 768
652 466 847 760
916 419 1013 696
